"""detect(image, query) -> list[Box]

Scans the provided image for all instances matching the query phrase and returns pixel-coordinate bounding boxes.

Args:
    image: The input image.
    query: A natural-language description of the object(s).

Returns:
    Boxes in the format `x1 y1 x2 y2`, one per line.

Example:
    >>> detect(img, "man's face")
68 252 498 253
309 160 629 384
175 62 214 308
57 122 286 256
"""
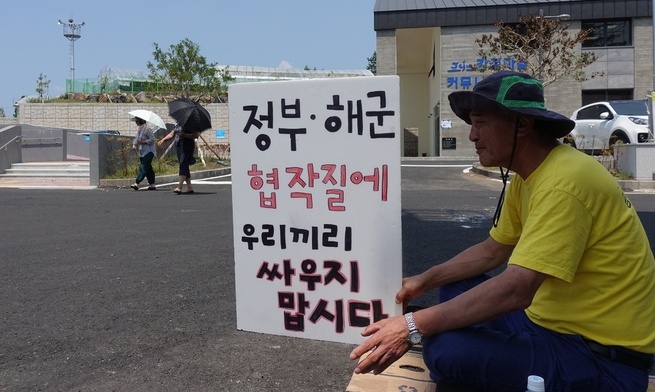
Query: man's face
468 110 516 167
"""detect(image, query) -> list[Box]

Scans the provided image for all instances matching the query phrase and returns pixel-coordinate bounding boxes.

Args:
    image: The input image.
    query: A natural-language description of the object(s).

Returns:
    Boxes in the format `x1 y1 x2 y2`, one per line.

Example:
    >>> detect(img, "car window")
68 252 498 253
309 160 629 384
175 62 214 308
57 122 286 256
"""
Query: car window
609 101 647 115
576 104 608 120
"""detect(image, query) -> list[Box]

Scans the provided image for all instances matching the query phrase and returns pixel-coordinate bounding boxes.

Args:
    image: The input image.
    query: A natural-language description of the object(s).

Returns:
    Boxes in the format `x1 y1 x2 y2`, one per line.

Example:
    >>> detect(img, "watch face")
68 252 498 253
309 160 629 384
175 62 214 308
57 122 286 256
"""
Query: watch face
410 332 422 344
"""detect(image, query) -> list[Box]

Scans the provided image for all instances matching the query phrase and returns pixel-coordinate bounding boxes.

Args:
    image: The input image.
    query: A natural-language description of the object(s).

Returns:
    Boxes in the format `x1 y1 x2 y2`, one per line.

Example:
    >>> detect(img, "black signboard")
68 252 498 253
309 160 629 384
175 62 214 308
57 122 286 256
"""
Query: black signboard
442 137 456 150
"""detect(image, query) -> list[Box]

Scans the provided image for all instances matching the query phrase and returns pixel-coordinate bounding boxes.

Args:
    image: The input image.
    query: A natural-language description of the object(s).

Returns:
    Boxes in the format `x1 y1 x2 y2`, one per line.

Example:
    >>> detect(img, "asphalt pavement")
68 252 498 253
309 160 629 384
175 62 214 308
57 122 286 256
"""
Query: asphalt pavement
1 165 654 391
0 180 358 392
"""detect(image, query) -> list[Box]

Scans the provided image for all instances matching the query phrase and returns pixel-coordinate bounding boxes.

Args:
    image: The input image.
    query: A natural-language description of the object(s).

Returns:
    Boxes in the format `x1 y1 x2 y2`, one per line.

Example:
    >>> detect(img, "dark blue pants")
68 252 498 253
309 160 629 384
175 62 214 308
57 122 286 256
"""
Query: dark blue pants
422 275 649 391
135 151 155 185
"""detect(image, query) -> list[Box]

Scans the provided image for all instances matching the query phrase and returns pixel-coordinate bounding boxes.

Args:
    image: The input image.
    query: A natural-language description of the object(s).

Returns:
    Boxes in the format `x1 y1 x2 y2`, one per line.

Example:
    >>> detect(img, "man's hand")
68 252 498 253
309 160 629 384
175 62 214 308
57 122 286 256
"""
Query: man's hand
349 315 411 375
395 274 428 308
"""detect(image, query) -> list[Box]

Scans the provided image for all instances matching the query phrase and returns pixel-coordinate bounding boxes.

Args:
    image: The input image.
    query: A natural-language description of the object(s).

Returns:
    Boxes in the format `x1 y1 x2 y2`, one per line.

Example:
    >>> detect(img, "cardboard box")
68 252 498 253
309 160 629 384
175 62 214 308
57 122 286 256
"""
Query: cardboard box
346 346 436 392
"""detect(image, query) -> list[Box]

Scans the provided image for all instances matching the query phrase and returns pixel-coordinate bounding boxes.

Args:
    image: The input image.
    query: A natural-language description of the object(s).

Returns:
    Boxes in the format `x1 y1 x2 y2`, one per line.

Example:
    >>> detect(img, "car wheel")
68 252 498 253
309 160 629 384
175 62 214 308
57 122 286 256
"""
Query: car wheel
610 131 630 146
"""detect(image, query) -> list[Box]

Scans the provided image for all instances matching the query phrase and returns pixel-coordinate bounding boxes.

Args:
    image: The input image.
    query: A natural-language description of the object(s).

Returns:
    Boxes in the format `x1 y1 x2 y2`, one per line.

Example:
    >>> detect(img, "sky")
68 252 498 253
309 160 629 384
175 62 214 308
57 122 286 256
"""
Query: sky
0 0 376 116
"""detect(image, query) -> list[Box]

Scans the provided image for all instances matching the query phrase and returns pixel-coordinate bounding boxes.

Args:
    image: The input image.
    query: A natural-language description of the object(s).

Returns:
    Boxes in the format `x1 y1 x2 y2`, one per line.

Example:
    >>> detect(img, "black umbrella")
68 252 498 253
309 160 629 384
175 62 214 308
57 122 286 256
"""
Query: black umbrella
168 98 212 132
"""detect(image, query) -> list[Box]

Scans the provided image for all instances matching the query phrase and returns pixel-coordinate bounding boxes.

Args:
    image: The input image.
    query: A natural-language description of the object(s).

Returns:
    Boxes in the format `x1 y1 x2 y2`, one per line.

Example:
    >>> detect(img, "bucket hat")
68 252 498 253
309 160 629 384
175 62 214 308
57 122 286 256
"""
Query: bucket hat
448 70 574 138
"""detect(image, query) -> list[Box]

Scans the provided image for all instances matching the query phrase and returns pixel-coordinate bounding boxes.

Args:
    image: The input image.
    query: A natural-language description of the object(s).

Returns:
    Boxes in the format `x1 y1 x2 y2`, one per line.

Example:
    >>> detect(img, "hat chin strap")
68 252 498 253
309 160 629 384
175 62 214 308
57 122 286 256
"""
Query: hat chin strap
492 118 519 228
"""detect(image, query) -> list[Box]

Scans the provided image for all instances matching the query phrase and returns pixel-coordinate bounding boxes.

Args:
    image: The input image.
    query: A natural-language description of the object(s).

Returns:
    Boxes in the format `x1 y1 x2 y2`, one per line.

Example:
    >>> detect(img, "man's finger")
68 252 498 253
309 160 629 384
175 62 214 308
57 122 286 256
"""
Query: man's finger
349 338 377 362
353 347 403 375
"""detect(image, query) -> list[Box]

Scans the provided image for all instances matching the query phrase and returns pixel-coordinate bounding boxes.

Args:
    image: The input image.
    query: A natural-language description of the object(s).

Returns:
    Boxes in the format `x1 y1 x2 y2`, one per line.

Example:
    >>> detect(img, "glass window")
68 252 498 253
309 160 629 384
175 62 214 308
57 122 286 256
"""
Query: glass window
576 104 609 120
582 19 631 47
606 20 630 46
582 89 633 106
610 101 648 116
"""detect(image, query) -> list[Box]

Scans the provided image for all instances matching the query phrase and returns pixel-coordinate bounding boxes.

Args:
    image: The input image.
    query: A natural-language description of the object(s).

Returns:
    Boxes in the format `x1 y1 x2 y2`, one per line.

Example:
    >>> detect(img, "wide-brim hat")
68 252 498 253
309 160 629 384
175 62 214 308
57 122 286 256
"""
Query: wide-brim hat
448 70 574 138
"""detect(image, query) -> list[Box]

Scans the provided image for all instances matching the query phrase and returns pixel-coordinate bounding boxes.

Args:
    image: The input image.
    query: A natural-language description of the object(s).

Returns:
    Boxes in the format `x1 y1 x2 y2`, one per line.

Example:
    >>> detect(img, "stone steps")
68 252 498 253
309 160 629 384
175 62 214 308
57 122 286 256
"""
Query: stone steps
0 161 92 188
1 161 90 178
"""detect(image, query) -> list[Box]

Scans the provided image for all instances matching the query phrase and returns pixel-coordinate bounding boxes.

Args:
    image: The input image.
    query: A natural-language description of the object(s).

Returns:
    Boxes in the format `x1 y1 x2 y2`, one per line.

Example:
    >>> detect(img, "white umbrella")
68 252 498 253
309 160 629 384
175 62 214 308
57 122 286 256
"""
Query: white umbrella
128 109 167 130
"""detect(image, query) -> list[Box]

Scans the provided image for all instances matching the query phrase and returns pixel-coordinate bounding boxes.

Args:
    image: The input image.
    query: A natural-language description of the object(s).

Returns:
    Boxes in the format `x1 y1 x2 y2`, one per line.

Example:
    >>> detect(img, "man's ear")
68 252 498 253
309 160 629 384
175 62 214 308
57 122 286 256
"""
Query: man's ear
516 116 534 136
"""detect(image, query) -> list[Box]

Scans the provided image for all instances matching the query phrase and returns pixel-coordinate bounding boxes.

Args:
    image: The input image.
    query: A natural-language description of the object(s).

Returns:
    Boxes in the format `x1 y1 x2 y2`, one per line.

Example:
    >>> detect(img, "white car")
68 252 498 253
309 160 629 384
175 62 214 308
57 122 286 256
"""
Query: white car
566 100 651 153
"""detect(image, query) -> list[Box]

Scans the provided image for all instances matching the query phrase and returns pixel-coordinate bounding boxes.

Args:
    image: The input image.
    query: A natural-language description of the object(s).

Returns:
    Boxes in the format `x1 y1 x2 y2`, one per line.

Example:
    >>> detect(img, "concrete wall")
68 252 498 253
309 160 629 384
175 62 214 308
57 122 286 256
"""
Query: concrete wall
89 133 139 186
614 143 655 180
0 117 18 126
0 125 22 173
376 30 397 77
20 128 66 162
17 102 230 147
67 132 93 159
634 17 655 100
429 28 442 156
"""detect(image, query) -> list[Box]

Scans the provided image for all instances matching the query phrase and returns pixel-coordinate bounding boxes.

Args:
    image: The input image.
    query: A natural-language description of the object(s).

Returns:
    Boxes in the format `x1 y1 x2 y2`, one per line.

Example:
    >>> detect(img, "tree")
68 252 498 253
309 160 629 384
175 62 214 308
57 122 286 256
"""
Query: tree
35 73 51 103
473 13 602 86
0 107 5 117
367 51 377 75
147 38 231 99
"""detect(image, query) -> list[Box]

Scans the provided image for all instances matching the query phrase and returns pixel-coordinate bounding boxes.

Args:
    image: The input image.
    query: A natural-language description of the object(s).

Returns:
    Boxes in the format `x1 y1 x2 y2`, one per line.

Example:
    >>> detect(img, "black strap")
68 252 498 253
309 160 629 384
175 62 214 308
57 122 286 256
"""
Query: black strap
583 339 654 371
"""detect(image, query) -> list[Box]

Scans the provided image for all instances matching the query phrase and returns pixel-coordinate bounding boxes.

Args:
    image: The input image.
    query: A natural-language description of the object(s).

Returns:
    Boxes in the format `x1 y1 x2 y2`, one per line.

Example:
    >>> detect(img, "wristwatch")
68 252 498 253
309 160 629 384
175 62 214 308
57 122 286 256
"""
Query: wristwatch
404 312 423 345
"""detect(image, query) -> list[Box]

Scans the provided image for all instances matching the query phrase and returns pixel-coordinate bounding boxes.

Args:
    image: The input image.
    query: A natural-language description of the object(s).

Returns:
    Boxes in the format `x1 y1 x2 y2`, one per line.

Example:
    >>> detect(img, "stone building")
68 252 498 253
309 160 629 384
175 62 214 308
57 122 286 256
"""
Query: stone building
374 0 654 157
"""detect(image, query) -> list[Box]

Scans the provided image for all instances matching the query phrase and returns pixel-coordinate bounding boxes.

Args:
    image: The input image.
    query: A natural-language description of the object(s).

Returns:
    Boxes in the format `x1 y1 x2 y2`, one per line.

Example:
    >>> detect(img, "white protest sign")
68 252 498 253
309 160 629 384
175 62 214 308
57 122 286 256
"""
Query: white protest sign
229 76 402 344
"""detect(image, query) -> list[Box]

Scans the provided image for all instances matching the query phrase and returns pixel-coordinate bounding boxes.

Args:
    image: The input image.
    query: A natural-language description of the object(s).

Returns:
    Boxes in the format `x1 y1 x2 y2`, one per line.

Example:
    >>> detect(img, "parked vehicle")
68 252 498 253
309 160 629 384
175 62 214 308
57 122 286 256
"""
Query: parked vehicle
565 100 651 153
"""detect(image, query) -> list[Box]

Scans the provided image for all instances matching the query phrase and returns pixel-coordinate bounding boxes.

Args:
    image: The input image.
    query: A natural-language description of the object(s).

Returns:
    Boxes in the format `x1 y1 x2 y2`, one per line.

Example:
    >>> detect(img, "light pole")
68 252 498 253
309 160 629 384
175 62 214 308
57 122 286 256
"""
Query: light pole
58 18 85 93
536 9 570 80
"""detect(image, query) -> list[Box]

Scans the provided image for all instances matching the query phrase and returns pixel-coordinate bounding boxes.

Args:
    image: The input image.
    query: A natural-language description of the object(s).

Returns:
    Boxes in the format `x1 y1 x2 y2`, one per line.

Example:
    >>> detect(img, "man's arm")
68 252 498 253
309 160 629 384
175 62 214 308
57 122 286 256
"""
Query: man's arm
351 238 546 375
396 236 513 306
413 264 545 336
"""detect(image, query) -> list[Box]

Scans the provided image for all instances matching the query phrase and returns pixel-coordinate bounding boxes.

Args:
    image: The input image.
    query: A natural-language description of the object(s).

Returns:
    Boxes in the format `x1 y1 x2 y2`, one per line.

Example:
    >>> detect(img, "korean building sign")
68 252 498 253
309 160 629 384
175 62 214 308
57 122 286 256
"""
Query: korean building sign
446 58 527 89
229 76 403 344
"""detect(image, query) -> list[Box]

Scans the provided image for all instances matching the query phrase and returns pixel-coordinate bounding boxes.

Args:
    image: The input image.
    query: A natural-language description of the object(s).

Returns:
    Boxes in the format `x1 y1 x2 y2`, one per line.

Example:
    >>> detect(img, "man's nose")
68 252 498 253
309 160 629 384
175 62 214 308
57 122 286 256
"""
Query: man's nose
469 126 478 142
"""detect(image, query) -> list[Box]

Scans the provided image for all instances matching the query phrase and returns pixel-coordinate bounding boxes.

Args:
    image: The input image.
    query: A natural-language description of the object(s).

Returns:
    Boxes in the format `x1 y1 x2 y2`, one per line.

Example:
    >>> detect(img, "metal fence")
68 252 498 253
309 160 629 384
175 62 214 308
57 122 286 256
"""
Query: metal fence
66 78 152 95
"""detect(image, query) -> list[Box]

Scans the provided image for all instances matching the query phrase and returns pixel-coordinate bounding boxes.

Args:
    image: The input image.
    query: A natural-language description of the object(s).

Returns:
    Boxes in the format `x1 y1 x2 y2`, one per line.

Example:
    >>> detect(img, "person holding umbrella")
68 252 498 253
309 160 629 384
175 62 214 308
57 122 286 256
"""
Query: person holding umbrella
157 123 199 194
130 116 157 191
159 98 212 194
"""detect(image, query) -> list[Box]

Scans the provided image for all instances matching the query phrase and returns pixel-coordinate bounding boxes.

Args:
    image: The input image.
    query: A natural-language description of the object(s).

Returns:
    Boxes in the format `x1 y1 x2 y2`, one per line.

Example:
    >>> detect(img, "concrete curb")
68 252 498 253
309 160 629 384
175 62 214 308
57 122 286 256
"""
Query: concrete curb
471 164 655 192
99 167 231 189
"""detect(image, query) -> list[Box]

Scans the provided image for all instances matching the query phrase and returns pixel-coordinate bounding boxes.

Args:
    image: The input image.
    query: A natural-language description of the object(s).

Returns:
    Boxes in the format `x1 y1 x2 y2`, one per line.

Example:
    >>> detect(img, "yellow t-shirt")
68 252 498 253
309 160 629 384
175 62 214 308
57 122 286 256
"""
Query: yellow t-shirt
490 144 655 353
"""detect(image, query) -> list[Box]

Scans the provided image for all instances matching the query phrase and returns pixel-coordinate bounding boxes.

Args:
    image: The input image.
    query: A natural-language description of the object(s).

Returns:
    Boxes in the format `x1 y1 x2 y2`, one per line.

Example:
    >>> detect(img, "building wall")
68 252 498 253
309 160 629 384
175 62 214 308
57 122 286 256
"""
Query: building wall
380 19 619 157
429 28 442 156
438 25 490 157
439 24 586 157
582 47 636 91
634 17 655 100
375 2 654 158
581 17 653 100
17 103 230 146
376 30 397 76
376 30 407 156
399 73 430 156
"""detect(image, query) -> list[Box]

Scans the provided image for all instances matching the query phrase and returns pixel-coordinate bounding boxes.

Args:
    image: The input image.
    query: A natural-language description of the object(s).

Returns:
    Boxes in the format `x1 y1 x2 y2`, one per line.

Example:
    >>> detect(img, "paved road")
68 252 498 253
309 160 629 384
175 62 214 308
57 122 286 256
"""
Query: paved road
1 164 654 391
